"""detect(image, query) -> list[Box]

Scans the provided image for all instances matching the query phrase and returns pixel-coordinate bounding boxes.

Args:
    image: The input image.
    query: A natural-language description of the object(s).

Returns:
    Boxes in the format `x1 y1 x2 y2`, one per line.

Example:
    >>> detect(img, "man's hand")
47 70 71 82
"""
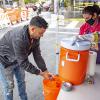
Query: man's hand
39 70 53 80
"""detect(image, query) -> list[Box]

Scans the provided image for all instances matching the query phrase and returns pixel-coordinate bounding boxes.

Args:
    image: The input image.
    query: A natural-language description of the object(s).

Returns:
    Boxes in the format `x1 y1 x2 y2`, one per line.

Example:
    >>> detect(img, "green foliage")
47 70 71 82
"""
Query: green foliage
24 0 39 4
31 0 38 3
24 0 29 4
13 0 19 1
64 0 70 7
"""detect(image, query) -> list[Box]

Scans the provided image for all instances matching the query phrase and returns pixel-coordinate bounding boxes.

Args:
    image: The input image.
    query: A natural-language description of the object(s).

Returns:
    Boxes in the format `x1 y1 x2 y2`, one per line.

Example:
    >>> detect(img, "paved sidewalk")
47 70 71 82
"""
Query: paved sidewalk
1 10 98 100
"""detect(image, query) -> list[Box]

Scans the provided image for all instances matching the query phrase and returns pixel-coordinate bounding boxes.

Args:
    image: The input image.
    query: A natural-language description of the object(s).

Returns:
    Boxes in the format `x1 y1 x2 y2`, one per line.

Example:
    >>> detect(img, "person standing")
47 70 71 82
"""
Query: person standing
0 16 52 100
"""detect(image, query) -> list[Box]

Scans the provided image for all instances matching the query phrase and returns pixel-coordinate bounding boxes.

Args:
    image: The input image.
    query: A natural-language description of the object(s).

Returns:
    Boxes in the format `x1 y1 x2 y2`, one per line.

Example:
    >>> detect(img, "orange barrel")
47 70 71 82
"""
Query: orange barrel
43 76 62 100
58 39 91 85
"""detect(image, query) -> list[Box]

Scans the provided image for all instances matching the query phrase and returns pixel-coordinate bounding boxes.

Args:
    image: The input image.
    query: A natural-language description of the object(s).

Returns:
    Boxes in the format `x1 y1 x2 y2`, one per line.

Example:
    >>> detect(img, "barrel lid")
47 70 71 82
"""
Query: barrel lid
61 38 91 51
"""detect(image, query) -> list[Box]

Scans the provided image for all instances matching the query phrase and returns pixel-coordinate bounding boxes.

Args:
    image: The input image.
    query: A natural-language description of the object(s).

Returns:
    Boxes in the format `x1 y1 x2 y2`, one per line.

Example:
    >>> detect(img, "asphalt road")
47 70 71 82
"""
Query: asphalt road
0 11 99 100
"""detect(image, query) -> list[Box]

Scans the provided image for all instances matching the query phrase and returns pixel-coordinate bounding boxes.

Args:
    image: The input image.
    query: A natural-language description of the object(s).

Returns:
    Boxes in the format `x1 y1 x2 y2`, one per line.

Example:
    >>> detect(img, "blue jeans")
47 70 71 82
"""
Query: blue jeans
0 63 28 100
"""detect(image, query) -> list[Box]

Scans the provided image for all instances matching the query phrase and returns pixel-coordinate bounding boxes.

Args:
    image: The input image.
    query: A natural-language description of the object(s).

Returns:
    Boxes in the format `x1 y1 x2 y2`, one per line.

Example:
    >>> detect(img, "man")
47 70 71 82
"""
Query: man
0 16 52 100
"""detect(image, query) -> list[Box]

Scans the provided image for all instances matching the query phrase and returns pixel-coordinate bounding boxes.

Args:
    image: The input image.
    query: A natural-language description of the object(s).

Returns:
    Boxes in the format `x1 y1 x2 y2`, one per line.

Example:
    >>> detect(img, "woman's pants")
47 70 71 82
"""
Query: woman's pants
96 43 100 64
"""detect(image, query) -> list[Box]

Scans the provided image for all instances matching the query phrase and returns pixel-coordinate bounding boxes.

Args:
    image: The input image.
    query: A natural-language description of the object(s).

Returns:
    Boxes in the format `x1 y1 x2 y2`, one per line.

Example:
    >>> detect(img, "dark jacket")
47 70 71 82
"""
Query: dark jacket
0 25 47 75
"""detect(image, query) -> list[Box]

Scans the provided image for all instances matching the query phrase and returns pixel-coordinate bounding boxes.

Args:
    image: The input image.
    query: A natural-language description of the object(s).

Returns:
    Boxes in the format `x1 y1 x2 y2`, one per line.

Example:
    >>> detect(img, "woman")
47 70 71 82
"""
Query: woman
79 5 100 64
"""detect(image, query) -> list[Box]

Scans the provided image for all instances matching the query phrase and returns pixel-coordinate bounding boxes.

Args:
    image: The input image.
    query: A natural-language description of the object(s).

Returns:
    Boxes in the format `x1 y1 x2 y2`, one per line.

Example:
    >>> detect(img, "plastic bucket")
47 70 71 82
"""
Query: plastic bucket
43 76 62 100
58 39 91 85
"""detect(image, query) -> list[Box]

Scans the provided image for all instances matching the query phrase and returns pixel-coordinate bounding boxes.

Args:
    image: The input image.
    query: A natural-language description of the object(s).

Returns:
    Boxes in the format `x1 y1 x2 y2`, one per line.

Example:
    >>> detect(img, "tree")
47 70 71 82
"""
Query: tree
31 0 38 3
14 0 39 5
24 0 39 4
19 0 25 6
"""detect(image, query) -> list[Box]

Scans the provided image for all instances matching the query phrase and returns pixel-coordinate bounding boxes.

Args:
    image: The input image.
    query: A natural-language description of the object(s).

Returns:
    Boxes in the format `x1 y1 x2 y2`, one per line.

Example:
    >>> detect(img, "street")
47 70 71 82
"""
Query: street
0 16 82 100
0 15 100 100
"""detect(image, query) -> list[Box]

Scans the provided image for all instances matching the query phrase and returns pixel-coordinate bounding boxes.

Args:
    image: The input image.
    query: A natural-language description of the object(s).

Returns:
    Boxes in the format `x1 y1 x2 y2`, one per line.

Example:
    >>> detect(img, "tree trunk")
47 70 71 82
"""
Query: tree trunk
19 0 25 7
2 0 6 8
